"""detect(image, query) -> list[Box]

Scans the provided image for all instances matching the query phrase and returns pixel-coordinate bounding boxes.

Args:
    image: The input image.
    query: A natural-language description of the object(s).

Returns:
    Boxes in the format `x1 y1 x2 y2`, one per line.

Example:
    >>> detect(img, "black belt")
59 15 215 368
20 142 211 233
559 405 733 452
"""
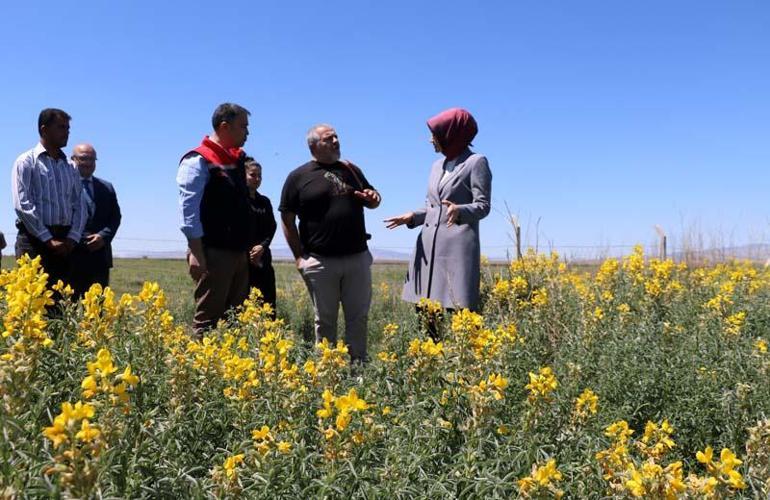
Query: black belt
16 220 72 240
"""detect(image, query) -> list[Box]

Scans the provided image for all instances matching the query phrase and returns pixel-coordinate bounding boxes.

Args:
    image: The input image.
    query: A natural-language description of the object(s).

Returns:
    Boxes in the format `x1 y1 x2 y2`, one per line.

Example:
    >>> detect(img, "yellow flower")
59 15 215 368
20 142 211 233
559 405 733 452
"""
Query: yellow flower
726 469 746 489
417 298 443 317
316 389 334 419
42 401 96 448
616 303 631 315
335 388 369 413
574 388 598 419
724 311 746 336
625 466 646 497
530 289 548 307
251 425 272 441
638 419 676 459
303 360 317 377
533 459 562 485
112 382 129 403
754 338 767 354
421 338 444 357
52 279 74 297
222 453 244 480
255 441 270 456
491 279 512 301
525 366 558 403
450 308 483 334
277 441 291 454
471 373 509 401
75 419 101 443
518 459 563 497
88 348 117 378
696 446 714 466
605 420 634 442
81 375 98 398
377 351 397 363
119 365 139 386
718 447 741 472
383 323 399 337
517 476 536 494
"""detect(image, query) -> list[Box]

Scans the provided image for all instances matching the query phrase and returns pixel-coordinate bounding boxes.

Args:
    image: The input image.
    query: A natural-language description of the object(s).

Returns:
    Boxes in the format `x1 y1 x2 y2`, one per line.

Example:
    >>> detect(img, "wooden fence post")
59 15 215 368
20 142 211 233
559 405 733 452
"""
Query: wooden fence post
512 215 522 260
654 225 667 260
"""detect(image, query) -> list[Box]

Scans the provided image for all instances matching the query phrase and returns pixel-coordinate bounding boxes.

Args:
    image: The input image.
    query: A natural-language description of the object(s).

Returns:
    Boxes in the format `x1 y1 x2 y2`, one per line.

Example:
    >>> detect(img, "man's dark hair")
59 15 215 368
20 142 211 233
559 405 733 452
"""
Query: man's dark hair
38 108 72 133
212 103 250 130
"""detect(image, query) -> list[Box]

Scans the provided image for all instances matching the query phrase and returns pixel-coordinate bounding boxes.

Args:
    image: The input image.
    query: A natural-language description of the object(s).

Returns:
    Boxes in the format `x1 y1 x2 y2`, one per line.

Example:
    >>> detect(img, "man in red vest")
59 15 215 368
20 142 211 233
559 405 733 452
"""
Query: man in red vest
177 103 251 336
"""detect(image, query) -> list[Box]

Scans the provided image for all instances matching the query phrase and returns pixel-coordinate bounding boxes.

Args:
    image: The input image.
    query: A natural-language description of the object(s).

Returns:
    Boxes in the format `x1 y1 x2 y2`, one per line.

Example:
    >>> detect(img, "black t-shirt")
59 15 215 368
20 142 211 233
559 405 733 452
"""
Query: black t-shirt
279 160 374 256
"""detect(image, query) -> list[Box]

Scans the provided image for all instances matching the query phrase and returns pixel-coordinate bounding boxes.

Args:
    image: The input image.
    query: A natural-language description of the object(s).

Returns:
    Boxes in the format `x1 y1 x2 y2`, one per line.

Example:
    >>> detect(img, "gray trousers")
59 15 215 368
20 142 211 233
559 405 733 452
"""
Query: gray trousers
299 250 372 362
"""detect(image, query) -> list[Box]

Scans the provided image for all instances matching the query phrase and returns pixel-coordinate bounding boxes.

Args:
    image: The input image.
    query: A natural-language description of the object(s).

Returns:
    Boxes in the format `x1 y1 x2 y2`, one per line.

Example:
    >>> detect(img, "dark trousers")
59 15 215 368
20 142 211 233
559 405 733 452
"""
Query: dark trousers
192 246 249 336
70 245 110 298
416 305 455 341
248 262 277 319
15 224 74 292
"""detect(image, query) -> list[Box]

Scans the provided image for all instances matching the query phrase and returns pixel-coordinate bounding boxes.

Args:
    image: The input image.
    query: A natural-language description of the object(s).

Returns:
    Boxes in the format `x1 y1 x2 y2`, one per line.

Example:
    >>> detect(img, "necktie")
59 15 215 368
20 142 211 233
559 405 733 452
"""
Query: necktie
82 179 95 219
82 178 94 198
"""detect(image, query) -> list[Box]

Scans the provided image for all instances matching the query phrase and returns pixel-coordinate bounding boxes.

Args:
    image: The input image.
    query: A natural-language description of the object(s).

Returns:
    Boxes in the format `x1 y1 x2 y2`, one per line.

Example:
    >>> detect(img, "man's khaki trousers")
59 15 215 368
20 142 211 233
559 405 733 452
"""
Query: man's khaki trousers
298 250 372 362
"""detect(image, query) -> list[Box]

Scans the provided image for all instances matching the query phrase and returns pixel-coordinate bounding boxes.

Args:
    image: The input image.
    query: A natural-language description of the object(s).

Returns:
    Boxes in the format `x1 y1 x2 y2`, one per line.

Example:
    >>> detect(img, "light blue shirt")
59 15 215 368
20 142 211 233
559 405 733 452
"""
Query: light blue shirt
176 155 210 239
11 143 86 242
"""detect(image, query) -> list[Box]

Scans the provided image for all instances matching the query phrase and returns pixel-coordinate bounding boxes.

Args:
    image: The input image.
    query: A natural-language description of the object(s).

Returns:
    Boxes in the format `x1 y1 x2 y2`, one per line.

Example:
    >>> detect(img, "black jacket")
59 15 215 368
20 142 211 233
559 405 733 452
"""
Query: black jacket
81 176 121 268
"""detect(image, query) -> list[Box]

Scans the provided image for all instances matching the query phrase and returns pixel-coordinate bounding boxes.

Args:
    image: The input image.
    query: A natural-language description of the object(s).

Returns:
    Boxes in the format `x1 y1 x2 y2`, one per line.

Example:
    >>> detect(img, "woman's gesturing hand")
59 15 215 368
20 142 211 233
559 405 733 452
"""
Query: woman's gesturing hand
383 212 414 229
441 200 459 226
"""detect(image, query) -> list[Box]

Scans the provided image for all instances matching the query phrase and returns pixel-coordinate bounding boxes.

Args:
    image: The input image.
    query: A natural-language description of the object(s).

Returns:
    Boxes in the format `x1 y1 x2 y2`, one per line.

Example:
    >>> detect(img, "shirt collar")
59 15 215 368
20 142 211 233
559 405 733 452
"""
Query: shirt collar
311 159 340 170
32 142 66 162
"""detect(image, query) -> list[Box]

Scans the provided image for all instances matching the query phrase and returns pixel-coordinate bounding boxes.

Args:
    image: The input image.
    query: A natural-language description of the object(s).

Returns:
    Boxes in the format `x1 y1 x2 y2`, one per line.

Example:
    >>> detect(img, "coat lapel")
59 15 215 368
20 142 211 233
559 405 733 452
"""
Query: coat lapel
437 148 473 198
428 160 444 201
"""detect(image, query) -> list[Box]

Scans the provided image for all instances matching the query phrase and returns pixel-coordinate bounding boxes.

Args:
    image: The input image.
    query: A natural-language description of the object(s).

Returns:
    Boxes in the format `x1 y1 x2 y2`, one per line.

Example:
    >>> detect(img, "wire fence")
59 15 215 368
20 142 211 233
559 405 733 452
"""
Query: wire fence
2 231 767 264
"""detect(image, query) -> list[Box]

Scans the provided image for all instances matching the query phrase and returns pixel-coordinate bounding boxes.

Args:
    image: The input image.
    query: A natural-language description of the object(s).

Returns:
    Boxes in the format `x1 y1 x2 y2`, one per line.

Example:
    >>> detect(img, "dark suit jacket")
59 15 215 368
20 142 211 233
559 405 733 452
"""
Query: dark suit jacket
81 176 121 268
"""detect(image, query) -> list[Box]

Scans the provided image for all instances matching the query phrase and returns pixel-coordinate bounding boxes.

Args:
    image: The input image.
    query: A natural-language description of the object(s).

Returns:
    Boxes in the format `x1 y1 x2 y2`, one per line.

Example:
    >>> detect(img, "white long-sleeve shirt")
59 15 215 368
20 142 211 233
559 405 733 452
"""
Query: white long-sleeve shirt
11 143 86 242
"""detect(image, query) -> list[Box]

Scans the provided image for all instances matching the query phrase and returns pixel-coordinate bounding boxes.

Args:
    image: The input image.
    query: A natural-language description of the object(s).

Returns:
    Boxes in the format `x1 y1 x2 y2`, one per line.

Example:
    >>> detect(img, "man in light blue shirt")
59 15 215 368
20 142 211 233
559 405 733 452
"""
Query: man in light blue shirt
177 103 252 336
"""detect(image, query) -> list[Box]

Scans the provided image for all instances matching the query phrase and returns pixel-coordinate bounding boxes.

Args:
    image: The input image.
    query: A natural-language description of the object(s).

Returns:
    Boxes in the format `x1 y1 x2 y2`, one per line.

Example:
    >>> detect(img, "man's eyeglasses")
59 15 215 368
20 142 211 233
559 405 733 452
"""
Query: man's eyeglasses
73 155 97 162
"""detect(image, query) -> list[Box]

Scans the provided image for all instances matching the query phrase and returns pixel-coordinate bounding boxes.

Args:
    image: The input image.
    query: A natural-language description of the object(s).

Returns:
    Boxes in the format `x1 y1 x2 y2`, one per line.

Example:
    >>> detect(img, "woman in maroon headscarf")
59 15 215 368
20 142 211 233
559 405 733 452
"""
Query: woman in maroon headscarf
385 108 492 325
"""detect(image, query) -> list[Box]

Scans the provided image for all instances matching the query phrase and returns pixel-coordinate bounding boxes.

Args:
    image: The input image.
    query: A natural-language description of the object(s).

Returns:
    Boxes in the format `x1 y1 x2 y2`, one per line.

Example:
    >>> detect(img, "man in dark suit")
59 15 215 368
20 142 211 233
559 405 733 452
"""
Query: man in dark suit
70 143 122 297
0 231 6 269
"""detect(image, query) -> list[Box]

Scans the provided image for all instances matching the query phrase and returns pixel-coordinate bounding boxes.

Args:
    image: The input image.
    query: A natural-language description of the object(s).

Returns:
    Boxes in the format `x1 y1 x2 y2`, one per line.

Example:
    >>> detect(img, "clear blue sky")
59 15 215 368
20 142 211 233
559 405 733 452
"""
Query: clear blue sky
1 1 768 259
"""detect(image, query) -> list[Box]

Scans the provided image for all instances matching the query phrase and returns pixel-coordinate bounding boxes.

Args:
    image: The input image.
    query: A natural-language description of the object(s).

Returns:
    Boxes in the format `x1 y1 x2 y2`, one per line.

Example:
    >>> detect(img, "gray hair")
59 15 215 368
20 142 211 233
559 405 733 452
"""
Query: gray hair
306 123 334 148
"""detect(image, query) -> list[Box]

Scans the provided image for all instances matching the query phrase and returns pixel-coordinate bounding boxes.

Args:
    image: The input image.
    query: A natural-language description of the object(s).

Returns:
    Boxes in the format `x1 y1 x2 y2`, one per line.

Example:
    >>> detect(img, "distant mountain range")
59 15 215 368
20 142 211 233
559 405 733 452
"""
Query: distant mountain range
670 243 770 262
113 247 413 262
112 244 770 263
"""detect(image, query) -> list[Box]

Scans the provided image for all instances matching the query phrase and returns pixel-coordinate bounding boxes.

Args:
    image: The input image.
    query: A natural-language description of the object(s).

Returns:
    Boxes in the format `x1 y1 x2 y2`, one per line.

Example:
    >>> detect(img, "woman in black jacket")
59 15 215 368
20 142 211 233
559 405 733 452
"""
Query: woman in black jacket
244 157 277 318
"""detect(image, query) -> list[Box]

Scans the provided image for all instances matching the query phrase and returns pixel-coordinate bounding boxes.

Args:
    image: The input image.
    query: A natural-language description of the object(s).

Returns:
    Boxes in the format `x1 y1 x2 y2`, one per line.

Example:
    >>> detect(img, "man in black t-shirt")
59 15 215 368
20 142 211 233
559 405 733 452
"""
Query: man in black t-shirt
279 124 381 363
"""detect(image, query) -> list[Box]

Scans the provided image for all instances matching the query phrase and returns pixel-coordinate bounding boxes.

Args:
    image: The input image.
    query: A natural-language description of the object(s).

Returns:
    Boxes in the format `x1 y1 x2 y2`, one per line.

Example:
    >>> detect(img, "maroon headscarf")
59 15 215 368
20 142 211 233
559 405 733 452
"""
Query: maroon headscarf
427 108 478 160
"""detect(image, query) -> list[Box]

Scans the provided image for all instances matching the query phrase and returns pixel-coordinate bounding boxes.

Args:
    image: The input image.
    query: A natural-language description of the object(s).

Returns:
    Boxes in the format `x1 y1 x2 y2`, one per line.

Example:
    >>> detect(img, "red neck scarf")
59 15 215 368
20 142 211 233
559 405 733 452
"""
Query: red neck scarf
192 136 242 166
427 108 478 161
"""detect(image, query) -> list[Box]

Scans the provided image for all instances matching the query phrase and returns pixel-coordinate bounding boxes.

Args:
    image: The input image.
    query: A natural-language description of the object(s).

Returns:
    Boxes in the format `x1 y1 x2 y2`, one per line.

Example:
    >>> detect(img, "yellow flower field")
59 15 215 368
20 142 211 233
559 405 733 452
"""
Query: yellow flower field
2 248 770 498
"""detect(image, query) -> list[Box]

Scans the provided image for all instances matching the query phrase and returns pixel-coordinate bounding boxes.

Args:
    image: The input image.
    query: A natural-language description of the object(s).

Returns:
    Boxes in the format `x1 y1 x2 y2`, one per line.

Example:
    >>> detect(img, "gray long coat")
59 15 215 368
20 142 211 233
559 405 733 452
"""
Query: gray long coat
401 148 492 310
